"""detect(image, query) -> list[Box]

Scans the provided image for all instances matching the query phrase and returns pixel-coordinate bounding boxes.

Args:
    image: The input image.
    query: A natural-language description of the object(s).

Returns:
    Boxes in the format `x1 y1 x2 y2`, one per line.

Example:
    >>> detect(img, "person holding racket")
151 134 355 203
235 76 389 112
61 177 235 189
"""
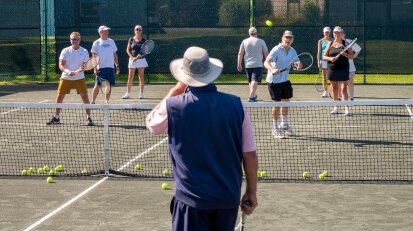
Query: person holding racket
146 47 258 230
122 25 149 99
264 30 302 139
323 26 354 115
317 27 333 98
46 32 93 126
237 27 269 102
91 25 120 104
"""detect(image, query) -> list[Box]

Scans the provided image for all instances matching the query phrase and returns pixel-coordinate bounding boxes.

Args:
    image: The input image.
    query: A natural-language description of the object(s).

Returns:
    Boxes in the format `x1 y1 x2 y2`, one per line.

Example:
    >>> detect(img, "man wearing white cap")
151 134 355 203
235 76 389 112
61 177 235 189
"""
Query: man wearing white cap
317 26 332 97
91 25 120 104
237 27 269 102
146 47 258 230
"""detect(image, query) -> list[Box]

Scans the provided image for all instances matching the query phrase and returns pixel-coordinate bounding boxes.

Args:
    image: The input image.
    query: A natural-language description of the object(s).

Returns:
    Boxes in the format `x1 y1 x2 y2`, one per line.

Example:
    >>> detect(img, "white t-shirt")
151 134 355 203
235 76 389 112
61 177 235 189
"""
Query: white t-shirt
239 36 268 68
91 38 118 69
59 46 89 80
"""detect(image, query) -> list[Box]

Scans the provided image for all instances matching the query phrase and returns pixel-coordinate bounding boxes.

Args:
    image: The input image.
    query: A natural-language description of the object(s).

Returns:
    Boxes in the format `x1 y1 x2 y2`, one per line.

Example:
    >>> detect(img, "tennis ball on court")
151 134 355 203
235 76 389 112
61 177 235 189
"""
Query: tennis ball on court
242 170 245 176
319 174 325 180
21 169 28 176
163 169 170 176
49 170 55 176
303 172 310 178
29 167 35 174
161 183 169 190
322 171 329 177
43 166 50 172
260 171 267 177
55 165 64 172
135 164 141 170
47 177 53 183
265 20 273 27
81 169 88 175
38 168 44 174
257 170 261 177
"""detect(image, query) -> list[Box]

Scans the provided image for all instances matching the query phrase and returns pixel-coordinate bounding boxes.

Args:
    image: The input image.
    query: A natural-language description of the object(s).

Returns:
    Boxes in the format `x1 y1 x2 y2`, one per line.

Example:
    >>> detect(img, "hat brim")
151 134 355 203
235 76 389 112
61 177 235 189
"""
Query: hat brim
169 58 223 87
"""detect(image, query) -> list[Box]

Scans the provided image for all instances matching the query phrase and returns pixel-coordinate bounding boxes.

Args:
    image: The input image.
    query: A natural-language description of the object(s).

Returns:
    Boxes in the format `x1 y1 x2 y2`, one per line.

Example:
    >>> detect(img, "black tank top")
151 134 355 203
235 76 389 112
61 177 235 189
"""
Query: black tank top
327 40 349 70
129 37 146 57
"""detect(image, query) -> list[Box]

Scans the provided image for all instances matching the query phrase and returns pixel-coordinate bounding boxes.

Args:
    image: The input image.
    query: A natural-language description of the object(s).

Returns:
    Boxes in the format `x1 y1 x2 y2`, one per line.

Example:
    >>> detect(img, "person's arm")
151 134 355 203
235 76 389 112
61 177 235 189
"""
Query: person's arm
264 57 279 75
114 52 120 74
317 39 322 69
323 43 334 62
126 41 133 59
237 43 244 72
92 53 98 75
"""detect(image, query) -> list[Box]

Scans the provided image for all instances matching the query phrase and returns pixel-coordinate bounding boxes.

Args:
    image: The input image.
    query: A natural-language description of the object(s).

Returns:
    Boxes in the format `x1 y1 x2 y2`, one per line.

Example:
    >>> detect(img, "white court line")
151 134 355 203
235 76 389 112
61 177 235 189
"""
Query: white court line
23 136 168 231
1 100 49 115
405 104 413 120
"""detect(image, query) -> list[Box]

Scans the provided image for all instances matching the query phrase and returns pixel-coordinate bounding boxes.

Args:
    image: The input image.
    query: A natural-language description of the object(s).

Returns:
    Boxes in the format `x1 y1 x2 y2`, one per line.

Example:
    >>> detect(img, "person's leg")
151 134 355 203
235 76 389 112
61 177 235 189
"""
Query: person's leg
171 198 210 231
250 81 258 98
348 71 355 100
54 93 65 116
211 208 238 231
91 75 100 104
341 81 348 101
123 67 135 98
138 67 145 98
330 80 340 114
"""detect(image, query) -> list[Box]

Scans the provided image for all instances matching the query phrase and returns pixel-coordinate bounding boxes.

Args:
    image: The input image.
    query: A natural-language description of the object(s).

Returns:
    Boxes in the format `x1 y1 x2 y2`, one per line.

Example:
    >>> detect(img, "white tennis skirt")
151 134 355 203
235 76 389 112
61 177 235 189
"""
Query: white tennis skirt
128 57 148 69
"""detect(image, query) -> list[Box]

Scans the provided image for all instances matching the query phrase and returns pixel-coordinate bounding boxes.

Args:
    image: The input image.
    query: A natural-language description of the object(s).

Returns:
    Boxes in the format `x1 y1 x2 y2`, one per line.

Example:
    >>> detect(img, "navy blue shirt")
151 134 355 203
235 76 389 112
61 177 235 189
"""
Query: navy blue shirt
166 84 244 210
129 37 146 57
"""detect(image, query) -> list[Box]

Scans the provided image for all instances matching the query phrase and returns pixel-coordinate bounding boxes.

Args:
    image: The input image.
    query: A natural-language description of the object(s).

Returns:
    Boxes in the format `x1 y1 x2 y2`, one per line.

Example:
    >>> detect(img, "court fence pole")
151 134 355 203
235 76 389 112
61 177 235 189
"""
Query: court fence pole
250 0 255 27
43 0 48 82
103 107 110 176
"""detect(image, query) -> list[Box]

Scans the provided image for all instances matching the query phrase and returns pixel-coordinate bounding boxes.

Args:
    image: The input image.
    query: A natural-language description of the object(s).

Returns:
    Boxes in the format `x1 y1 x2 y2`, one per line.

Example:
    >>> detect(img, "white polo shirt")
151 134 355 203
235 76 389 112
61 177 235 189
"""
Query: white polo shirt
59 46 89 80
265 44 298 84
91 38 118 69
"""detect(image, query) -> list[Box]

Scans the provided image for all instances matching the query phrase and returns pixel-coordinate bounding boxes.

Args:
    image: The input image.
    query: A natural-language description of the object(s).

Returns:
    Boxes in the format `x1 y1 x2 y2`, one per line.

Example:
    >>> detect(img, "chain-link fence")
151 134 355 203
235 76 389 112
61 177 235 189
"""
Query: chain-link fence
0 0 412 84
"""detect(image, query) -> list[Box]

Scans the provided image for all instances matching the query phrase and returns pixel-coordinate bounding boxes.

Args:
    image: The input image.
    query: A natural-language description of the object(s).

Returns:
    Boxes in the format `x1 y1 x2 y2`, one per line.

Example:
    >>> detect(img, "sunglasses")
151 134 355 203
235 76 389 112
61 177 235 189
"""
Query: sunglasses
71 38 80 41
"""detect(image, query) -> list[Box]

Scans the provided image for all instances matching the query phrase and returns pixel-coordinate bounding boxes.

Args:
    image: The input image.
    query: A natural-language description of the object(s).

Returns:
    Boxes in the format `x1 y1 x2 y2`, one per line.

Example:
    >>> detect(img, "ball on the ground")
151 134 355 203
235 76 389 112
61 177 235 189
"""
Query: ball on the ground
49 170 55 176
242 170 245 176
38 168 44 174
81 169 87 175
43 166 49 171
55 165 64 172
303 171 310 178
161 183 169 190
260 171 267 177
265 20 273 27
163 169 170 176
319 174 325 180
135 164 141 170
257 170 261 177
21 169 28 176
322 171 329 177
47 177 53 183
29 167 35 174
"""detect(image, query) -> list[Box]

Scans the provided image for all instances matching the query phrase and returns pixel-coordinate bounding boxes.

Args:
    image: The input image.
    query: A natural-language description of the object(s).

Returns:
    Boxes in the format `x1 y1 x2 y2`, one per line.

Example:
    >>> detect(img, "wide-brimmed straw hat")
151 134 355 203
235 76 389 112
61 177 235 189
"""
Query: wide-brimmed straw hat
169 47 223 87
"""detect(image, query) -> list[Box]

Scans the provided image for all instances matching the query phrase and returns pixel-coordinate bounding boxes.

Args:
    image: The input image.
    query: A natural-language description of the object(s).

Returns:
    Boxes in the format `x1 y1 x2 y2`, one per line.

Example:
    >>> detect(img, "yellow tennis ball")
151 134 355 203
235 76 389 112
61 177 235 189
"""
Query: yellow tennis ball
257 170 261 177
49 170 55 176
38 168 44 174
47 177 53 183
135 164 141 170
81 169 87 175
21 169 28 176
260 171 267 177
319 174 325 180
29 167 35 174
303 172 310 178
55 165 64 172
265 20 273 27
322 171 329 177
163 169 170 176
43 166 49 171
161 183 169 190
242 170 245 176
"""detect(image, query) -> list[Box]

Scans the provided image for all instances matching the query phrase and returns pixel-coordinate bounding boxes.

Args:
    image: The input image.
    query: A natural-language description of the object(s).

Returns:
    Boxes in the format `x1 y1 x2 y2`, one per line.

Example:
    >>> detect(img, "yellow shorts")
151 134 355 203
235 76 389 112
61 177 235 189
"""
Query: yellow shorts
57 78 88 95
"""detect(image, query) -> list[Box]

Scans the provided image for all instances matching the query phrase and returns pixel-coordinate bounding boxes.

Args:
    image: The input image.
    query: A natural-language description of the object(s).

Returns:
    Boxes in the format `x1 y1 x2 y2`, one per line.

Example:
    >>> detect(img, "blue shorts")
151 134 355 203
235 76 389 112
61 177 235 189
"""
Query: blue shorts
246 67 263 83
170 196 238 231
96 68 115 86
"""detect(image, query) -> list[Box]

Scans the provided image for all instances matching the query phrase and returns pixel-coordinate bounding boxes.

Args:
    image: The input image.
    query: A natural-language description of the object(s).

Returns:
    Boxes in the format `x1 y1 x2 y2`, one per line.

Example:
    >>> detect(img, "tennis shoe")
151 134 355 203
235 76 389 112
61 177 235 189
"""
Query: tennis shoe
46 116 60 125
272 127 285 139
331 106 339 114
321 91 329 97
122 93 131 99
281 124 294 136
344 107 353 116
248 95 257 102
139 93 145 99
86 117 94 126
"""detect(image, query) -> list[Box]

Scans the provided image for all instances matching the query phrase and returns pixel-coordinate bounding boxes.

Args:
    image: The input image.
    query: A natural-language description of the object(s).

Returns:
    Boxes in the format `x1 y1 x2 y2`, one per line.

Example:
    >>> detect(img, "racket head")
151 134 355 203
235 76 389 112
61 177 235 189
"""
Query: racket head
83 56 100 71
293 52 314 71
141 40 155 55
343 38 357 52
100 79 111 95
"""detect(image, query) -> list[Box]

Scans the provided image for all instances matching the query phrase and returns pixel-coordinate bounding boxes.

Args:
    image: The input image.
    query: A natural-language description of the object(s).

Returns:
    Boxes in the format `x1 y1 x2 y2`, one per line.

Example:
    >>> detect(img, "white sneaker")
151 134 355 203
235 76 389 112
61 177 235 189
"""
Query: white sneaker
322 91 329 98
344 107 353 116
331 106 339 114
280 124 294 136
122 93 131 99
139 93 145 99
272 127 285 139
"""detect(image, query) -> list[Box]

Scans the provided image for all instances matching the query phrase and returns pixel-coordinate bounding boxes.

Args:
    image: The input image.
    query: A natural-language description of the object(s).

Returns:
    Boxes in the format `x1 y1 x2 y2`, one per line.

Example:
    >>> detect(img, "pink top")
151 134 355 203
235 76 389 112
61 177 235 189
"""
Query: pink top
146 100 256 152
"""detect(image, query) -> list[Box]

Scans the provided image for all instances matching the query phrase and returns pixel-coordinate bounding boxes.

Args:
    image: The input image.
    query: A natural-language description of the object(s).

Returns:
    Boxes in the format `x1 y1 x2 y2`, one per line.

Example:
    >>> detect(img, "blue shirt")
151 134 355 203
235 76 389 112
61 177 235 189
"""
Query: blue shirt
266 43 299 83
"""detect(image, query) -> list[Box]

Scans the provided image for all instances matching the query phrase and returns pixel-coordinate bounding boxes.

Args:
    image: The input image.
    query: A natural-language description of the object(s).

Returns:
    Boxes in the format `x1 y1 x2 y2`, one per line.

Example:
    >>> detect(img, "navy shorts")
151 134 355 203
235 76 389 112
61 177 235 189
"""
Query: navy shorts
96 67 115 86
268 80 293 101
246 67 263 83
170 197 238 231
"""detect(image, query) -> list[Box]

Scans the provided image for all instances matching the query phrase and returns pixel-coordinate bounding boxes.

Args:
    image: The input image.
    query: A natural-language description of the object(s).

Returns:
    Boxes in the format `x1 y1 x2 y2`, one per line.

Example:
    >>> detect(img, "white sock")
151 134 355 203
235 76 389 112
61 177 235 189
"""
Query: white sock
281 116 288 125
272 120 278 130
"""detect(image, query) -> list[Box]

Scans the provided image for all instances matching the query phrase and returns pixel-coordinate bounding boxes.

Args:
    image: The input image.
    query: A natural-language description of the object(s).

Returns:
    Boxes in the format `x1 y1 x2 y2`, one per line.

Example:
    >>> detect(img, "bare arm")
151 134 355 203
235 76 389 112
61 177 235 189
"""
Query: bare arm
323 43 333 62
241 150 258 215
114 52 120 74
317 39 322 68
237 48 244 72
264 58 279 75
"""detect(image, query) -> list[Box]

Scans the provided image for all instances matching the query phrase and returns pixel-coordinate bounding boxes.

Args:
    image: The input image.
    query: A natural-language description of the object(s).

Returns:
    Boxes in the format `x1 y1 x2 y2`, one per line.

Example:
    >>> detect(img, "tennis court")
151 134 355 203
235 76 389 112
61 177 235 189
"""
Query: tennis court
1 84 413 230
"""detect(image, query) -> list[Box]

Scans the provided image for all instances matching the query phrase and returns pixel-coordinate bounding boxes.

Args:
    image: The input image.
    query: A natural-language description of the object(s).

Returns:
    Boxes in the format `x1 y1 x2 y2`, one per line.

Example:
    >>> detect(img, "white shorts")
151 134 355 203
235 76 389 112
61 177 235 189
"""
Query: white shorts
319 60 328 69
349 59 356 72
128 57 148 69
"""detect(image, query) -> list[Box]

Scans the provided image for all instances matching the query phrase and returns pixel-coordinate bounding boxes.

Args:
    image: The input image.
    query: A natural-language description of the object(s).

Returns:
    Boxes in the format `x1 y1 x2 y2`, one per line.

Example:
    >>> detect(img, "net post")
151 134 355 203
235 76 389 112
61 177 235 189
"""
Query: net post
103 106 110 176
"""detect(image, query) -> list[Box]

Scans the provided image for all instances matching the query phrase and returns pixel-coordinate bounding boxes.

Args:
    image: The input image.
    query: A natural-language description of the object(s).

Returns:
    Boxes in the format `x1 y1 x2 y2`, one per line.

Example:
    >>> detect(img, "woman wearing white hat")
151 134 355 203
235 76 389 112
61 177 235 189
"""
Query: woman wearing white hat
317 26 332 98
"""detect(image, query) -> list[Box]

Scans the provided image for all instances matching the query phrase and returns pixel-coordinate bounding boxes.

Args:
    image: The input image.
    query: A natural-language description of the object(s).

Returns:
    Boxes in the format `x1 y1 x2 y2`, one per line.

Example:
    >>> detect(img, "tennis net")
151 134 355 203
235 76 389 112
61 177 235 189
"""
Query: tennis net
0 100 412 181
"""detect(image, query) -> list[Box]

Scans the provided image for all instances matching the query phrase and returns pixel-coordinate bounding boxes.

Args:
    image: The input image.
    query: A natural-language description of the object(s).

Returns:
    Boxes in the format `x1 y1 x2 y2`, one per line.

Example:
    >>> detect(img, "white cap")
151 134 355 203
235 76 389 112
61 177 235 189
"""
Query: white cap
134 25 142 30
323 27 331 33
333 26 343 33
249 27 257 35
98 25 111 33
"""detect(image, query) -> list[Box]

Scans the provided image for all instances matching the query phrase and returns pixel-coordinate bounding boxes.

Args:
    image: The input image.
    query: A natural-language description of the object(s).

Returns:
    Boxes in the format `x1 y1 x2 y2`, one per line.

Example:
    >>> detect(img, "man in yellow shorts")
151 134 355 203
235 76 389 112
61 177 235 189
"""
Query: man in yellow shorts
46 32 94 126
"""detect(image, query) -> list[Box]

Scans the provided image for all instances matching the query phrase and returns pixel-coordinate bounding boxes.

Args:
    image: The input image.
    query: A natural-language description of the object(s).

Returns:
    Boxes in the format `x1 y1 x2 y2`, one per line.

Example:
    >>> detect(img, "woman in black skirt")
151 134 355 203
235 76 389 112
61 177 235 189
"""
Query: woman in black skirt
323 26 354 115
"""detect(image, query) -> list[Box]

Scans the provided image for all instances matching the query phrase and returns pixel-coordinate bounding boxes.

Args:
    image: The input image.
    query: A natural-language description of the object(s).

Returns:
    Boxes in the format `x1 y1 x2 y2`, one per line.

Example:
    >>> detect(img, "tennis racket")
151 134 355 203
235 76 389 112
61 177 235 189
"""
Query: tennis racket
234 201 252 231
140 40 155 55
334 38 357 59
278 52 313 73
98 76 111 95
82 56 100 71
